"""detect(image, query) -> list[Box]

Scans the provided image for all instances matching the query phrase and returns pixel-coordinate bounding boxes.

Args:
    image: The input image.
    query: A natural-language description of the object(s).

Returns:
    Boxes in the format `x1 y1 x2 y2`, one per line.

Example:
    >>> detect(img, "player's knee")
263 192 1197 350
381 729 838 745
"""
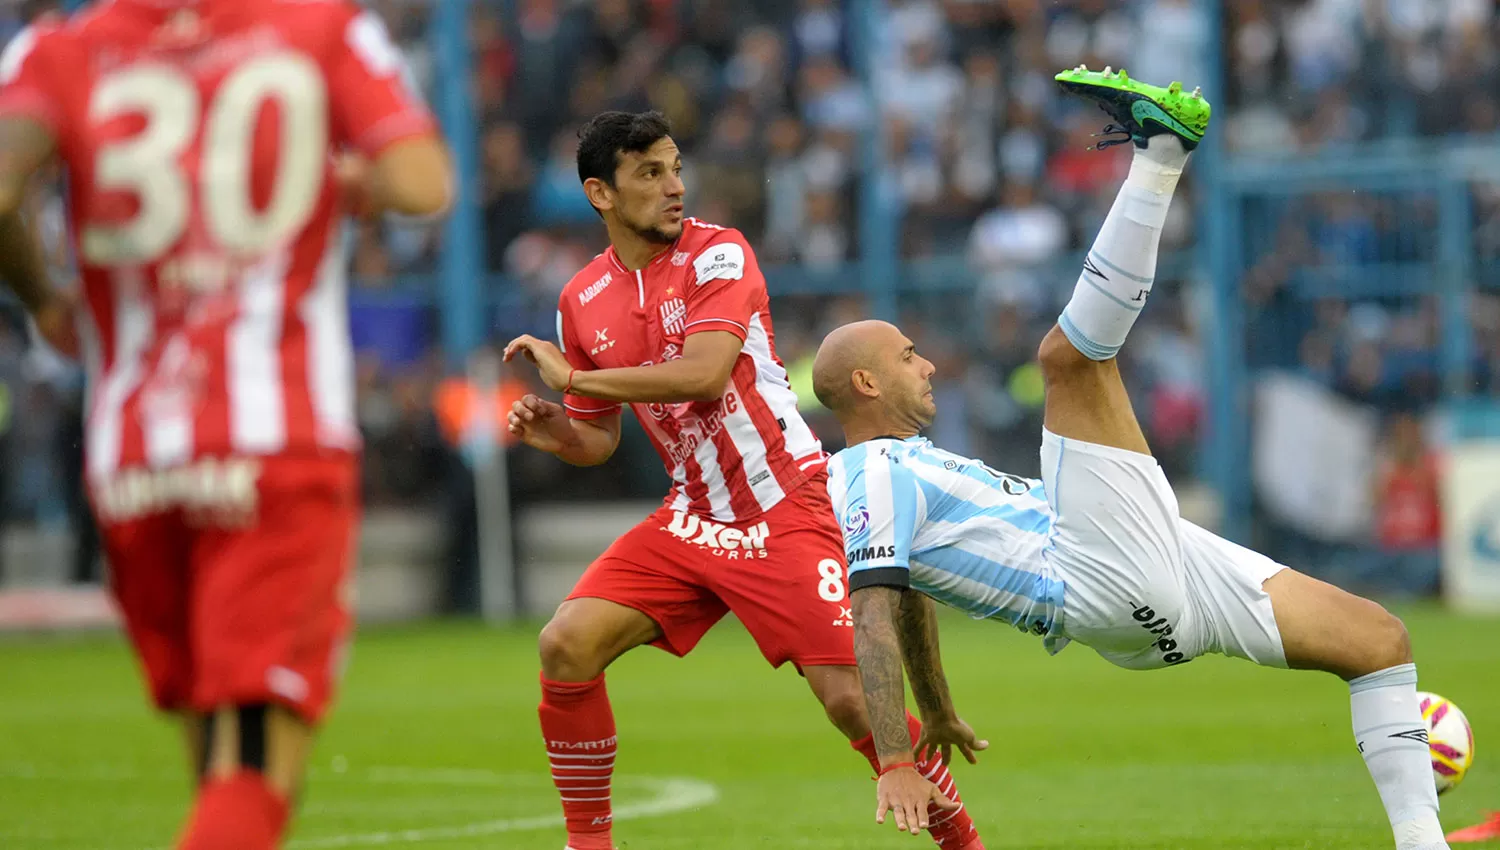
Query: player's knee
1037 324 1096 382
1366 607 1413 671
537 618 607 681
1337 601 1413 679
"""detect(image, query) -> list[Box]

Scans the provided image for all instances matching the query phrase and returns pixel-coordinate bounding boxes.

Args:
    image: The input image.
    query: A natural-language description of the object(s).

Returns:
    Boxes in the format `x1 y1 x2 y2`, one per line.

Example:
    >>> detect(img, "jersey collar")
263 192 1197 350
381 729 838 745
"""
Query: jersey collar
604 236 684 275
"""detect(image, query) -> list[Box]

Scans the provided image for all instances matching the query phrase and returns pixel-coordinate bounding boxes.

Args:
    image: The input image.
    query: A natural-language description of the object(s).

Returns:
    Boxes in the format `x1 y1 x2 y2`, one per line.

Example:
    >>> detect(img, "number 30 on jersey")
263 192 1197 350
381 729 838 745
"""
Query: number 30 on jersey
83 51 327 268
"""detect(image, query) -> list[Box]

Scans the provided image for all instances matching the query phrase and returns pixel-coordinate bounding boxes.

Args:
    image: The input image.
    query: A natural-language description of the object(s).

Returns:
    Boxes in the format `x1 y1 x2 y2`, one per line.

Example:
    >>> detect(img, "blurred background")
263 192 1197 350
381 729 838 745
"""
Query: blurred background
2 0 1499 629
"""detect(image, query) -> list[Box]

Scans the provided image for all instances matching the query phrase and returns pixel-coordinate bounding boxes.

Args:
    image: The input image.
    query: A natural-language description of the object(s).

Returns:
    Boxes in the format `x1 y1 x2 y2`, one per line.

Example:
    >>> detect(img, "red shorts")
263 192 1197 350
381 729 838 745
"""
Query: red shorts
569 470 855 669
94 454 359 724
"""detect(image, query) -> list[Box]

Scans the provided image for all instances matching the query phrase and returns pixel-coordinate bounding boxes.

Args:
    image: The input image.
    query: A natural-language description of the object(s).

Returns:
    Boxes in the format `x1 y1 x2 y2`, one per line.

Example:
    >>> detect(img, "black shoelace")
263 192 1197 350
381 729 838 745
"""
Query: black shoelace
1091 122 1135 150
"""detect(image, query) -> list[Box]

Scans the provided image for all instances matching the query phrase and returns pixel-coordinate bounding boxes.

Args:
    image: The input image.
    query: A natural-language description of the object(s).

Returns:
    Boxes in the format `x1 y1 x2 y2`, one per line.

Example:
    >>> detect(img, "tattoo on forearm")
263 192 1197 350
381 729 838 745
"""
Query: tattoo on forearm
897 591 952 717
853 587 913 762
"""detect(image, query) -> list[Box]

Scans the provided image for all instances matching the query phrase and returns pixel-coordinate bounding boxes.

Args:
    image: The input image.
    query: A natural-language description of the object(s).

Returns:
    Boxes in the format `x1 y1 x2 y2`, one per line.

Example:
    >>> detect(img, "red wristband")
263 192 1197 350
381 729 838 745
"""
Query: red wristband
564 368 577 395
876 761 916 779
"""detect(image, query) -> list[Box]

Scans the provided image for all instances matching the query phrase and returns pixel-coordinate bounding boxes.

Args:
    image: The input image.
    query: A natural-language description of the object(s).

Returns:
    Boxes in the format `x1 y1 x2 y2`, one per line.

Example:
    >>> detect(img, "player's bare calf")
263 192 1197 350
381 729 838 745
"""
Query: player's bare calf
1035 325 1151 457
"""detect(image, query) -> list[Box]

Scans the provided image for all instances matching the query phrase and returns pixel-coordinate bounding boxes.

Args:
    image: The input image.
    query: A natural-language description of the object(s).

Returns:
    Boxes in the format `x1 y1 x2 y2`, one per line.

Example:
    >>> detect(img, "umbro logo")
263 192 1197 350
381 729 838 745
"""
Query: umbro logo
1390 728 1430 744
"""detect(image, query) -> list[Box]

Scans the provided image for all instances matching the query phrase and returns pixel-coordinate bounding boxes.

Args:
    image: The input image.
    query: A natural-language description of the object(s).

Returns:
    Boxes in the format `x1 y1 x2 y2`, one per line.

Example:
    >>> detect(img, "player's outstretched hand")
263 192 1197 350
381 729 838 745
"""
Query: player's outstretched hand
915 715 989 766
503 335 572 392
876 766 959 836
507 394 575 454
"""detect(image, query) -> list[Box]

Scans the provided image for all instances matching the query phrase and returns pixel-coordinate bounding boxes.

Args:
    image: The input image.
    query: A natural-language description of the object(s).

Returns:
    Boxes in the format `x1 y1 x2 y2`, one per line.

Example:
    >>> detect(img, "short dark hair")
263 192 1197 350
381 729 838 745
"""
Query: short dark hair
576 110 673 188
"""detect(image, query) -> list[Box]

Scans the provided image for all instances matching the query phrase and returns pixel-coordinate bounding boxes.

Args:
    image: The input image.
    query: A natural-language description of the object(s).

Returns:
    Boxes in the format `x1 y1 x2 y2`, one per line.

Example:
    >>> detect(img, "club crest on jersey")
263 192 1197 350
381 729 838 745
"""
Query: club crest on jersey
842 502 870 538
579 271 613 305
660 298 686 335
671 250 691 266
664 512 770 558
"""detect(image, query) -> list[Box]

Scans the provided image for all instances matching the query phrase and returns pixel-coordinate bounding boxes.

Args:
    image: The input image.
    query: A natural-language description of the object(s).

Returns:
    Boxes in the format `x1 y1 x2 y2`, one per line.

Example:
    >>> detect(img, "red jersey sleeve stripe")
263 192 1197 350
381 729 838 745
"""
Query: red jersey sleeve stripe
683 318 749 338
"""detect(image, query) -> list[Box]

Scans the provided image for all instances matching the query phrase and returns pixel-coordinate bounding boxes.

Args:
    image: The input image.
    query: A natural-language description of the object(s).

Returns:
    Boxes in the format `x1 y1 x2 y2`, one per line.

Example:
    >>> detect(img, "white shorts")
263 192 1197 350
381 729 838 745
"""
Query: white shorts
1039 429 1289 670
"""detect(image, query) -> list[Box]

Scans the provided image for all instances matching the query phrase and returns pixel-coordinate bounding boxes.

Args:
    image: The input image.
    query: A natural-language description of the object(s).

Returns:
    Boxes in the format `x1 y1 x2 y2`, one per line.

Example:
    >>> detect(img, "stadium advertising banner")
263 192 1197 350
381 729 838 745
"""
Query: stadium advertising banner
1442 441 1500 613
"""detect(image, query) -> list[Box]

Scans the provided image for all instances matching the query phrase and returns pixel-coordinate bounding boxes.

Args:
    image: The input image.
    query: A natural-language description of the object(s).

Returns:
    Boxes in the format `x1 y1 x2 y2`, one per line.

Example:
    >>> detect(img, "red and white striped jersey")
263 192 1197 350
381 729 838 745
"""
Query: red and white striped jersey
557 218 825 523
0 0 435 487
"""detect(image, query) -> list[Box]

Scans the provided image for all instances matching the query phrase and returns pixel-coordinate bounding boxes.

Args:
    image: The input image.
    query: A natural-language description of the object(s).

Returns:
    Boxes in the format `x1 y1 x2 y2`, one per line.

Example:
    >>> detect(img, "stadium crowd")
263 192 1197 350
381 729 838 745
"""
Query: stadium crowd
0 0 1496 595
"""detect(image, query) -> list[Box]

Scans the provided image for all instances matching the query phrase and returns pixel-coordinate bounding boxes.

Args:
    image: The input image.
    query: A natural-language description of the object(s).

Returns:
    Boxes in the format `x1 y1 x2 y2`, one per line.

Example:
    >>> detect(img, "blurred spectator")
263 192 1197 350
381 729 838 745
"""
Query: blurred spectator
1374 412 1444 553
969 180 1068 314
1363 412 1443 595
483 122 537 271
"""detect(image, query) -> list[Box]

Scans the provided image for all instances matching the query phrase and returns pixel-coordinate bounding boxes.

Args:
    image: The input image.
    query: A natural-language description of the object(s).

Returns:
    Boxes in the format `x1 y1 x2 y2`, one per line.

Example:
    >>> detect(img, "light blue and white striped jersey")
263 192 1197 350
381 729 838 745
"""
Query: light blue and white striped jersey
827 436 1070 653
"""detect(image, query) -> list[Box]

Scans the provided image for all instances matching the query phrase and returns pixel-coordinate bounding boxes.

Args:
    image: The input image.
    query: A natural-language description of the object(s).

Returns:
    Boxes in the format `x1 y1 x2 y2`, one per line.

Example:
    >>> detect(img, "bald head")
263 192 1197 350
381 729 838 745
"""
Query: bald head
811 320 905 416
812 320 937 439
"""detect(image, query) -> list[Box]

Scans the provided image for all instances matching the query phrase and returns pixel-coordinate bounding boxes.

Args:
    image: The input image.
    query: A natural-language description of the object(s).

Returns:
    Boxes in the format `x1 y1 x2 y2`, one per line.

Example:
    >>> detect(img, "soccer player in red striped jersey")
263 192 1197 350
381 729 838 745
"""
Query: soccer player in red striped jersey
0 1 451 847
503 110 986 850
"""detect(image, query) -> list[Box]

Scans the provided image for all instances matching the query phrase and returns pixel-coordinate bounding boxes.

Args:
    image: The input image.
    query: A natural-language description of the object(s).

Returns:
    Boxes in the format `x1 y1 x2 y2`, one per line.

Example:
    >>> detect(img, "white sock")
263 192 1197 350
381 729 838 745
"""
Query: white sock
1057 135 1189 360
1350 664 1448 850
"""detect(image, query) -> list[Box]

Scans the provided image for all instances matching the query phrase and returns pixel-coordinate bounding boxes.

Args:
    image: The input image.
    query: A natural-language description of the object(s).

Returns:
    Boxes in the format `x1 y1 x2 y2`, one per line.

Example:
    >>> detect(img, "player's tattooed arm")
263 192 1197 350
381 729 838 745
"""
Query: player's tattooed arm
0 116 58 314
852 585 915 765
896 590 955 721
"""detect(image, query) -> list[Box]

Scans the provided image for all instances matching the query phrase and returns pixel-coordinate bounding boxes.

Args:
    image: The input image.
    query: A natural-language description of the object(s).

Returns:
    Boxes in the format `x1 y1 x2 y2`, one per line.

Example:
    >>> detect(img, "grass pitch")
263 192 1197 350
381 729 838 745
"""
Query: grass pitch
1 605 1497 849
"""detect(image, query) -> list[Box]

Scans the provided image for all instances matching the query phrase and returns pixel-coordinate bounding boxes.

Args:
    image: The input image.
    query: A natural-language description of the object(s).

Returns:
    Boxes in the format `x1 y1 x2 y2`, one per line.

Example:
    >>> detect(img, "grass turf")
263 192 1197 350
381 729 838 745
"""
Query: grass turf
1 604 1496 849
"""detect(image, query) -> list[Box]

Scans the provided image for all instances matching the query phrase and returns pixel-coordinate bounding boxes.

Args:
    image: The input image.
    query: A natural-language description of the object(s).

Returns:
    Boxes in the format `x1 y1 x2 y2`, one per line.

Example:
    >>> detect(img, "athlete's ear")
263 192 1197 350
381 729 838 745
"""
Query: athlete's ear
851 368 880 400
583 177 614 214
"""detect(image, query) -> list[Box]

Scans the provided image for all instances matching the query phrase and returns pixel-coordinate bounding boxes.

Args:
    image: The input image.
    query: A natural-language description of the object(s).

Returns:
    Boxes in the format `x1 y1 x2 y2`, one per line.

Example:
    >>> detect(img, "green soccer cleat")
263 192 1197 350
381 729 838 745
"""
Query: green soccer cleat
1054 64 1211 151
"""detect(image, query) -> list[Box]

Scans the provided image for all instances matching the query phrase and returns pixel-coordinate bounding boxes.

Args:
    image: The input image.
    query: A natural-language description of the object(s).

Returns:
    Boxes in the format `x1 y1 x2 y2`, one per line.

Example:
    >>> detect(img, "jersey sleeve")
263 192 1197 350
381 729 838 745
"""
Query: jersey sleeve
556 305 621 421
837 444 923 592
0 25 67 138
682 232 764 342
326 4 438 156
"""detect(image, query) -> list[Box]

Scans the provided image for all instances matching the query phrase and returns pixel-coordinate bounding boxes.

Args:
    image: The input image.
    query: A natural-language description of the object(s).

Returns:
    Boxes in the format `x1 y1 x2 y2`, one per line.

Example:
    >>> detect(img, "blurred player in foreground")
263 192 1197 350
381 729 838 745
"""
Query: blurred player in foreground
814 67 1453 850
0 1 451 847
503 110 984 850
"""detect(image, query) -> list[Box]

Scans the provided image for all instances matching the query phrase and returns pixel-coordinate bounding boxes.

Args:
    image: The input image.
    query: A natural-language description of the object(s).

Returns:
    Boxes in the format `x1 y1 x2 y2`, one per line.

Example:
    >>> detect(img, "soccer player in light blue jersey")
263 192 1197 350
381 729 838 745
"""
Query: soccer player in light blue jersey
811 67 1451 850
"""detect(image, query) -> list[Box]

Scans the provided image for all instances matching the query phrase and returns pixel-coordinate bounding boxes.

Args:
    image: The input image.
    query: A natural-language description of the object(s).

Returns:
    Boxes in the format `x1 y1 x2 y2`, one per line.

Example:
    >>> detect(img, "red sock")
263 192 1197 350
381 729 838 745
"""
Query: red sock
176 770 289 850
539 673 616 850
852 713 982 849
